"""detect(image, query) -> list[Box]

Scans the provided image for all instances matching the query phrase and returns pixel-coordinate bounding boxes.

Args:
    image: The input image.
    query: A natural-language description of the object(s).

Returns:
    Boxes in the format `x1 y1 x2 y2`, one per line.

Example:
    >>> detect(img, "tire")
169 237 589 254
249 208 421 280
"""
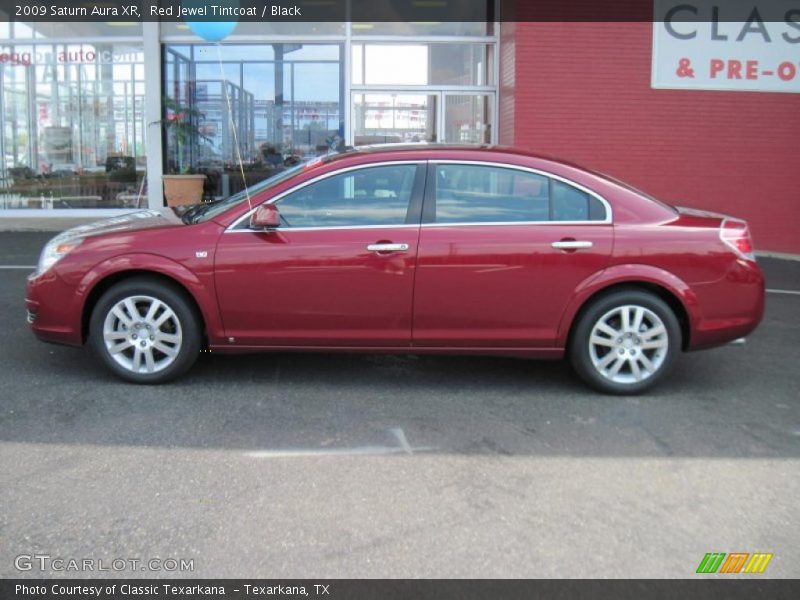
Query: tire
89 277 202 384
569 289 682 395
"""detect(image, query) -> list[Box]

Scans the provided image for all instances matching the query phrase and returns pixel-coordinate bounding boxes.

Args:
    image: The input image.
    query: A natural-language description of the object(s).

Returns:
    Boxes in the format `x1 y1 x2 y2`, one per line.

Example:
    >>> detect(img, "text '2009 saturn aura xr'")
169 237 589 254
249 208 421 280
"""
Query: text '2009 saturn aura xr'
26 145 764 394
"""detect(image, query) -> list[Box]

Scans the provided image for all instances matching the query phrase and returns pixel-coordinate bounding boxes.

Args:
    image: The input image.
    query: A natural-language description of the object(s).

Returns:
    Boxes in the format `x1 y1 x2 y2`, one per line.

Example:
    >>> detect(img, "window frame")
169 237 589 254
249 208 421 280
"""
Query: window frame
422 160 613 226
227 160 427 232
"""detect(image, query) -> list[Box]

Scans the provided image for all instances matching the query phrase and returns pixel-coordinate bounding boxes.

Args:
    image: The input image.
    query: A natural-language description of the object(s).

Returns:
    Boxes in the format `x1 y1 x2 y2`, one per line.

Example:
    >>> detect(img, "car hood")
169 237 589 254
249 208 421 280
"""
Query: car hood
55 208 186 242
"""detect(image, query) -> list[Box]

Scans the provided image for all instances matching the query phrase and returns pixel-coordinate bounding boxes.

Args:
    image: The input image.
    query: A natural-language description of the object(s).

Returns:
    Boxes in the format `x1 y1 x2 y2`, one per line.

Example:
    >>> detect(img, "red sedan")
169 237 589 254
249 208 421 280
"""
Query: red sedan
26 146 764 394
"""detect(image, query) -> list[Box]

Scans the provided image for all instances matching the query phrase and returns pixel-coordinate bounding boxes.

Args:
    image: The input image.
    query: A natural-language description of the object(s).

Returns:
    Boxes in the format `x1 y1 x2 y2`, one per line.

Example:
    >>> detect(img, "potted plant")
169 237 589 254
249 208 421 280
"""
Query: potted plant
152 97 211 207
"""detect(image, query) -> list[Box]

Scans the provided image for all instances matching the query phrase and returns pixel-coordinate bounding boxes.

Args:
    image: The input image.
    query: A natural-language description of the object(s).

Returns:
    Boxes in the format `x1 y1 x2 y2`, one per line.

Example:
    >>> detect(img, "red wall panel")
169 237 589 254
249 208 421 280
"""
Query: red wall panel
504 22 800 254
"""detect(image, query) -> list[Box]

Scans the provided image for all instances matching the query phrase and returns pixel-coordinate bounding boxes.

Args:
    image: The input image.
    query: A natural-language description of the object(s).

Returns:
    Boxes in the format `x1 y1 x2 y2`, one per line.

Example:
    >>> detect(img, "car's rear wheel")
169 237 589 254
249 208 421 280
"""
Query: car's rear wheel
569 289 681 394
90 277 201 383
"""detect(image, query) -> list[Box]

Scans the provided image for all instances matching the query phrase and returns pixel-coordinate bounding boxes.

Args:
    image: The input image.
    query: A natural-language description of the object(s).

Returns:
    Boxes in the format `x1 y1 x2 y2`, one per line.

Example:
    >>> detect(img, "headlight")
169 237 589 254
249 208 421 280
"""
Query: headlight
36 235 83 276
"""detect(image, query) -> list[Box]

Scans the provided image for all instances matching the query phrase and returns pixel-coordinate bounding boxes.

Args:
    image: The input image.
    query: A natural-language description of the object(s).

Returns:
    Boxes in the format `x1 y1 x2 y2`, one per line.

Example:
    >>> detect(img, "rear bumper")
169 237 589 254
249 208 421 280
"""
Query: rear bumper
25 270 83 346
688 258 765 350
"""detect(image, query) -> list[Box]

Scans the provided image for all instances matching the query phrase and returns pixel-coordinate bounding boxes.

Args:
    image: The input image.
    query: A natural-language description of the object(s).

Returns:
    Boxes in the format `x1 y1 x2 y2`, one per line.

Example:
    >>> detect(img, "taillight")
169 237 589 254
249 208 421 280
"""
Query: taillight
720 219 755 261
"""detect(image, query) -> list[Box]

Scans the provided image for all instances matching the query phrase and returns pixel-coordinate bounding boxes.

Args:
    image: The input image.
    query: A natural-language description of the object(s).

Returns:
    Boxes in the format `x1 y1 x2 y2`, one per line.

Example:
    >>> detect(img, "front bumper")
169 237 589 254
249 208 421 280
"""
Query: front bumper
25 270 84 346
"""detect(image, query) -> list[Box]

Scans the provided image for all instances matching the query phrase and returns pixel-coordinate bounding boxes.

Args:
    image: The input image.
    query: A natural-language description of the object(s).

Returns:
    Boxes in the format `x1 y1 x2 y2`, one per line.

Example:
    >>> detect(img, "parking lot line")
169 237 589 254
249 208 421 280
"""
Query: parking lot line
246 427 435 458
766 289 800 296
0 266 34 269
245 446 438 458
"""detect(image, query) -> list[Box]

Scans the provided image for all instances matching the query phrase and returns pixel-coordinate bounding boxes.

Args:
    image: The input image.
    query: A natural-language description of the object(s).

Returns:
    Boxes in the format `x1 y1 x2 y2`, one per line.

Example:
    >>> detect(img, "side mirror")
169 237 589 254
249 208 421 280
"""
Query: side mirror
250 204 281 230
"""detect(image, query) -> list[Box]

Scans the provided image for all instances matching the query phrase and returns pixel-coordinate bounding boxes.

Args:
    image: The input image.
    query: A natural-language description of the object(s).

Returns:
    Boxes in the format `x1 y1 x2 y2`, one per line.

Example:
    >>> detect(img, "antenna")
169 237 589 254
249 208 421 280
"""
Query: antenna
216 43 252 213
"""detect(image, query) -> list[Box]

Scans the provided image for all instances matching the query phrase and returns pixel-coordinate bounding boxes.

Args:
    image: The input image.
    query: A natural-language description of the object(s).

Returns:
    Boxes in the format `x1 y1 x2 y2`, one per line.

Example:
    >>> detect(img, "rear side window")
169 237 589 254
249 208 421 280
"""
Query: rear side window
432 164 607 224
434 164 550 223
277 164 418 228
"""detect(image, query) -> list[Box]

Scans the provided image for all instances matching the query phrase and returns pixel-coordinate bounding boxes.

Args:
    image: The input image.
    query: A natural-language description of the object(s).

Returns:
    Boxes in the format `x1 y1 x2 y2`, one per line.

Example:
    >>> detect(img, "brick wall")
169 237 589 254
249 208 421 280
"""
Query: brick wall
502 21 800 254
498 22 516 146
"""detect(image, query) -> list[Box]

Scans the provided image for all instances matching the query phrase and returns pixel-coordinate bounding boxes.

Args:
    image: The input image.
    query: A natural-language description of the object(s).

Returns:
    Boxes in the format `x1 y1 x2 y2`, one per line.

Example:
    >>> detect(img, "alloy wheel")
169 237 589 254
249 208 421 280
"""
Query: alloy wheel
588 304 669 385
102 295 183 374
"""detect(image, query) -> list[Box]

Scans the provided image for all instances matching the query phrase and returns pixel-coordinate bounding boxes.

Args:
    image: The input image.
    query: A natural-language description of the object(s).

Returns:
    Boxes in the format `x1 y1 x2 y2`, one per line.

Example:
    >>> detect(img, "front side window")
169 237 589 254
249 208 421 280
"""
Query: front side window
432 164 607 224
277 164 418 228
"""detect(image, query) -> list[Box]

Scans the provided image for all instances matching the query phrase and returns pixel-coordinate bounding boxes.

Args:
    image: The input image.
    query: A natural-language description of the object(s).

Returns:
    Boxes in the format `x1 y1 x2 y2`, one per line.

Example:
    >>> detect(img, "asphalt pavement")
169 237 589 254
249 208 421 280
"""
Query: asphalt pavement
0 231 798 578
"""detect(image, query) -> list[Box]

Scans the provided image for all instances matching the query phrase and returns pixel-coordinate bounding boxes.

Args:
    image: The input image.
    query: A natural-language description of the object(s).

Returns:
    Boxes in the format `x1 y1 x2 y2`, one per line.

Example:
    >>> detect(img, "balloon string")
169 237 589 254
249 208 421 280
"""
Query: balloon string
216 43 252 213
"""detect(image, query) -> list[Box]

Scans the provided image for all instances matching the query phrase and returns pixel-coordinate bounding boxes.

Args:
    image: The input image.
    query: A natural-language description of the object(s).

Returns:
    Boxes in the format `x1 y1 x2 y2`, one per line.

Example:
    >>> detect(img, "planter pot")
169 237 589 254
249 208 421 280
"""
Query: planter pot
162 174 206 207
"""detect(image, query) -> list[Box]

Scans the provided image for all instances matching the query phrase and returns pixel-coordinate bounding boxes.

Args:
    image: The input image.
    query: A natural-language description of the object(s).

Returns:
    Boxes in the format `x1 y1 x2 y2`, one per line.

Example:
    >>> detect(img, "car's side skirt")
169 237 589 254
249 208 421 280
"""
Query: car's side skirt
206 345 565 360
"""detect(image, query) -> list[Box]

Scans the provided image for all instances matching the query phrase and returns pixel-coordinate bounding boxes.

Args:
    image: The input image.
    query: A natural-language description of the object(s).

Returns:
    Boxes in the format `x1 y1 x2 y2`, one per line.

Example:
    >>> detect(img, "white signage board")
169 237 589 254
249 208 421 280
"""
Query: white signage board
652 0 800 92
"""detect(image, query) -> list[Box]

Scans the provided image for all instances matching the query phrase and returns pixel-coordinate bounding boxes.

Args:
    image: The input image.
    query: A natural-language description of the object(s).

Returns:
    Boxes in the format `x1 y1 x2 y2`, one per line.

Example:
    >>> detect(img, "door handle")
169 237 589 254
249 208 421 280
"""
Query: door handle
551 240 593 250
366 243 409 253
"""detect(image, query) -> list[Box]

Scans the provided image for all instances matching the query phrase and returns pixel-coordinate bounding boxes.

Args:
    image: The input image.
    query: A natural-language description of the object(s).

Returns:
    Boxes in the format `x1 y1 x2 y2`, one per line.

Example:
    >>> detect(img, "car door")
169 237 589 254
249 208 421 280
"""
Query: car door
412 161 614 348
214 161 425 347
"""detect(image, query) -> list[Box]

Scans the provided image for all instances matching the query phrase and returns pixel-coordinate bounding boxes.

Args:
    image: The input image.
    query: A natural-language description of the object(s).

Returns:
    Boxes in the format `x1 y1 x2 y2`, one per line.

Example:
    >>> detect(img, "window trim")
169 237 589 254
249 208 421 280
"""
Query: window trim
226 160 427 232
422 160 613 226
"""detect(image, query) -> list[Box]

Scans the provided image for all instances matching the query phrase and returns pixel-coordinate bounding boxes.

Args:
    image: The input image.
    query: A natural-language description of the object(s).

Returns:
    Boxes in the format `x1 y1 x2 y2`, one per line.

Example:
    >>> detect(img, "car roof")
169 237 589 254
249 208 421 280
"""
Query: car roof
334 143 548 160
324 143 605 177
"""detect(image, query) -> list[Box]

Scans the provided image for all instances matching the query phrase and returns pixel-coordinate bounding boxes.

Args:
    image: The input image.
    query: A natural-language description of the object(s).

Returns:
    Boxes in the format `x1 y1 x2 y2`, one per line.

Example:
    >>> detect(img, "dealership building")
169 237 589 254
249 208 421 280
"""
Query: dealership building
0 3 798 253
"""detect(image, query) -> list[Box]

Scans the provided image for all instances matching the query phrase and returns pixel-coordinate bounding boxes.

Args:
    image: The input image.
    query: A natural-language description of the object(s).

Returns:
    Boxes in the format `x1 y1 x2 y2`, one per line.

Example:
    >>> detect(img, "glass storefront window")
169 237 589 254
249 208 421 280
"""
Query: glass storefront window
352 92 494 146
163 43 343 200
352 43 493 87
353 93 437 145
351 40 496 147
0 42 146 210
0 16 495 212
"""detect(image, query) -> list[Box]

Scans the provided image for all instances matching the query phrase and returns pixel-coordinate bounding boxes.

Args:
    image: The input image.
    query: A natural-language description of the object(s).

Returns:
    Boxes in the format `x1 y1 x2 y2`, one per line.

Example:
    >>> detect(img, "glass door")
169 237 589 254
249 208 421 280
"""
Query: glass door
443 93 493 144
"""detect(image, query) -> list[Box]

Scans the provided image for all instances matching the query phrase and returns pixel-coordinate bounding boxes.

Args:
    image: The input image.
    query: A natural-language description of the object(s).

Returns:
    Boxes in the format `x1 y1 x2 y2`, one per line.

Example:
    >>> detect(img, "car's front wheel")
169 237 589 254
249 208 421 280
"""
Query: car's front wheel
90 277 201 383
569 289 681 394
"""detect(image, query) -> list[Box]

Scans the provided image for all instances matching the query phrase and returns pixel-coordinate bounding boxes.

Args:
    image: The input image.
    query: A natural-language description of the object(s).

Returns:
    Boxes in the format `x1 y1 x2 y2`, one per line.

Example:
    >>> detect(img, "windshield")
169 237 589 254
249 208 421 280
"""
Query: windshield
181 162 310 224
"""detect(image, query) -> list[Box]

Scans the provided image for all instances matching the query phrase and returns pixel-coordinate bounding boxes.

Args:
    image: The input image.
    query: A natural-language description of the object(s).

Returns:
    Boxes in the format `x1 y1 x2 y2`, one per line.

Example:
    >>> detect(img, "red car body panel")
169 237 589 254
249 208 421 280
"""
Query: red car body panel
214 226 419 346
412 223 613 347
25 146 765 360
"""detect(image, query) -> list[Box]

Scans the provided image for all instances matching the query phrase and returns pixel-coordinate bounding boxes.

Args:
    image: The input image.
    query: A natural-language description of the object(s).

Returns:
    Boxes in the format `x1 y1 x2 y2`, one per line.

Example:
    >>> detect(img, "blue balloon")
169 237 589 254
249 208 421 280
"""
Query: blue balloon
183 1 238 42
186 21 238 42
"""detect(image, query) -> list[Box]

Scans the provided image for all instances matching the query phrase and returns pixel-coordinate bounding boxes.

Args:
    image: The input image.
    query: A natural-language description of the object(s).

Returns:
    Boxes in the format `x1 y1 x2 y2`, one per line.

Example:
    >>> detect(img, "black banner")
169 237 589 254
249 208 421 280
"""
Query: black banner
1 0 793 23
2 579 800 600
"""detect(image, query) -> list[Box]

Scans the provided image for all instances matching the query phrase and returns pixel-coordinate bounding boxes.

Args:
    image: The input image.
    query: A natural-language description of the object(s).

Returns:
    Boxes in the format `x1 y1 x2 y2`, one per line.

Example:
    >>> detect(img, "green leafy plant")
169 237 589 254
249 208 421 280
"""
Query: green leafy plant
151 96 212 174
